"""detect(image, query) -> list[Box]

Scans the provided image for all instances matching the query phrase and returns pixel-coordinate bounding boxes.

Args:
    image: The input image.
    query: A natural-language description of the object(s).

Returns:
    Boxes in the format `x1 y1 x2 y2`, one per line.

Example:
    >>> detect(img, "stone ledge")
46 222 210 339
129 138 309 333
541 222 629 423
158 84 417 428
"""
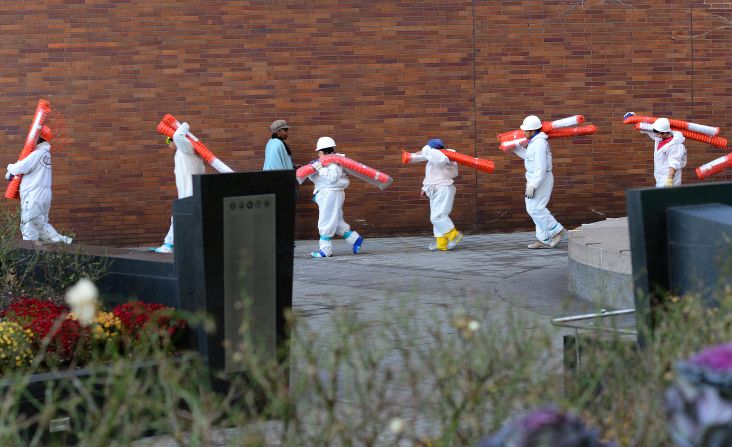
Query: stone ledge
568 218 631 275
568 218 633 309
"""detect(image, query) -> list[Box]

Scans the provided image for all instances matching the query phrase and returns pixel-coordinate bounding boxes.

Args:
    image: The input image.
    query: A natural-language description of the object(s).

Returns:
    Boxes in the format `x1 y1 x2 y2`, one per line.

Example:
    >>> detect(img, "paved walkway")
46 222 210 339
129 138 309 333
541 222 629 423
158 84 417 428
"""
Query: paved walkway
294 231 594 321
135 231 599 446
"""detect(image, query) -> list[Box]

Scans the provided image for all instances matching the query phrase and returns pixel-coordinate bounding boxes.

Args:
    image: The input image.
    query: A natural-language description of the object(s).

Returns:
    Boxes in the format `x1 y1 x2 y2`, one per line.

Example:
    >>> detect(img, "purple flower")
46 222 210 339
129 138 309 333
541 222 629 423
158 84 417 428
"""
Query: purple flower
666 343 732 447
477 406 614 447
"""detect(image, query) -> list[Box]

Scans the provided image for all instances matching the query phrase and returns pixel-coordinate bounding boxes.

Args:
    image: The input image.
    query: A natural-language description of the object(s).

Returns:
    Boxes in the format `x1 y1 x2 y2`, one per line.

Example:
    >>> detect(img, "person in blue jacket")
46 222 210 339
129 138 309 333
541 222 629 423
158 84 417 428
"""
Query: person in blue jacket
263 120 294 170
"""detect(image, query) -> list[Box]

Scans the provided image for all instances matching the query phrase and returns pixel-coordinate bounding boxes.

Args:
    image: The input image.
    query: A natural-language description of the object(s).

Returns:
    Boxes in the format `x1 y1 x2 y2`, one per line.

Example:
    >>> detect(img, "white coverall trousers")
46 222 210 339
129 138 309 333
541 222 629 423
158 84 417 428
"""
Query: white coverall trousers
426 185 456 237
21 197 65 242
525 172 563 244
315 189 358 256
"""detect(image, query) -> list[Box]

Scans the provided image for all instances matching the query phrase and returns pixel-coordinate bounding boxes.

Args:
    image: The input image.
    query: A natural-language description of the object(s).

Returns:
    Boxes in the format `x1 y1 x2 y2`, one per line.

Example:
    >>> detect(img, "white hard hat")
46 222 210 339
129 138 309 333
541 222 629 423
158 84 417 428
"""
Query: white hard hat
652 117 671 133
316 136 336 151
520 115 542 131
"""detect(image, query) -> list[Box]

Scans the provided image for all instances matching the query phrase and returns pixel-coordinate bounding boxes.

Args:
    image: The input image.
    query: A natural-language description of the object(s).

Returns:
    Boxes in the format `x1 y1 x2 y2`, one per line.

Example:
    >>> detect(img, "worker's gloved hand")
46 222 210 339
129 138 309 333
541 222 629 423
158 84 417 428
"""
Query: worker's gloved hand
664 177 674 187
311 161 323 171
5 171 13 181
525 184 536 199
624 112 635 120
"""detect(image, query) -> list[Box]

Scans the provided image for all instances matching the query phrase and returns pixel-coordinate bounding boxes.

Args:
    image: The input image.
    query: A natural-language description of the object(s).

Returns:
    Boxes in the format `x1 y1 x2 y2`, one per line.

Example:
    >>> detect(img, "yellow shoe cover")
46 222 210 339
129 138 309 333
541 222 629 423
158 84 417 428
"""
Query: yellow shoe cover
445 228 463 249
429 236 448 251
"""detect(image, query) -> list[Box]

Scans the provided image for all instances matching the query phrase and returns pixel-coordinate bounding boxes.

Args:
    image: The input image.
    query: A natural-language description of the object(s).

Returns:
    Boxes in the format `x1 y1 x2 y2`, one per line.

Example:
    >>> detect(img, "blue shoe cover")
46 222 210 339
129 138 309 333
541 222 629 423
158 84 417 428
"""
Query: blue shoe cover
352 236 364 254
311 250 330 258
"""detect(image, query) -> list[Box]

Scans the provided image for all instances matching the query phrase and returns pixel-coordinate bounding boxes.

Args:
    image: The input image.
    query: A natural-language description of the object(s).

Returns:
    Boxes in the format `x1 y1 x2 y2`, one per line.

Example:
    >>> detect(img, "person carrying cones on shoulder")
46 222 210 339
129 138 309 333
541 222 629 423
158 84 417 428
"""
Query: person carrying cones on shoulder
6 133 72 244
155 122 205 254
304 136 364 258
631 114 688 188
510 115 566 249
405 138 463 251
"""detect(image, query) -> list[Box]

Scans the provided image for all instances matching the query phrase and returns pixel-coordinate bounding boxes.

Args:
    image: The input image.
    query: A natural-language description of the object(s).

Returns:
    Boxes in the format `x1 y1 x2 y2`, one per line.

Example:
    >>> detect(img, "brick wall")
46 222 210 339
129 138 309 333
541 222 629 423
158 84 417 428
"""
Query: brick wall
0 1 729 246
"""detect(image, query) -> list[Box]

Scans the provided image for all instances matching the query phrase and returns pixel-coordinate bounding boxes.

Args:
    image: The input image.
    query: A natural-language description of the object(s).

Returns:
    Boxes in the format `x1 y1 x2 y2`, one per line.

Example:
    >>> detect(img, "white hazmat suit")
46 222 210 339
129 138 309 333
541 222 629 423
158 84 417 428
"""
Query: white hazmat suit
640 129 688 187
7 141 71 243
159 123 206 252
512 133 565 246
307 154 362 257
411 145 459 238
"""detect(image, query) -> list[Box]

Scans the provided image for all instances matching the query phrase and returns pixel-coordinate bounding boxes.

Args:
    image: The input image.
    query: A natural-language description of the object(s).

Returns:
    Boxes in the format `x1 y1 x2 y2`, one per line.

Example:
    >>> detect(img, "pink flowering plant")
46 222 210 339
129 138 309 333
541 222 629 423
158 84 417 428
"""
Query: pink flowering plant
666 343 732 447
477 406 615 447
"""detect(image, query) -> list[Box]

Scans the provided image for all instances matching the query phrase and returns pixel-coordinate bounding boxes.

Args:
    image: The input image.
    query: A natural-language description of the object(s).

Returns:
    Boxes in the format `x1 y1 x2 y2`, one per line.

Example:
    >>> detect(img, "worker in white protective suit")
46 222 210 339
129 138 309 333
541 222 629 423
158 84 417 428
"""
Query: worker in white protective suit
305 136 364 258
511 115 566 249
408 138 463 251
635 115 687 187
6 136 72 244
155 122 205 253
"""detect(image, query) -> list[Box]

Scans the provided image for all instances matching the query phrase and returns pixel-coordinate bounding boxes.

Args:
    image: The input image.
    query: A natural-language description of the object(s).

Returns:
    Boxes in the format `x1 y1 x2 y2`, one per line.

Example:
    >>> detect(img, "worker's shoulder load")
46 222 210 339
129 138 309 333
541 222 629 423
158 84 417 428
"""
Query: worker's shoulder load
157 114 234 174
297 154 393 190
6 99 52 200
632 121 727 149
401 149 494 174
622 113 730 179
497 115 597 151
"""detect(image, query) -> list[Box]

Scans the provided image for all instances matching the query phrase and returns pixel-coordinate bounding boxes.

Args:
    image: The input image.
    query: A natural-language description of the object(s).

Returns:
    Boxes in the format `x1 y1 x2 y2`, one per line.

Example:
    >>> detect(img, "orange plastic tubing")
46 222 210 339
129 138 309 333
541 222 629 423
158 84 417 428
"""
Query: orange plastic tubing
441 150 495 174
633 123 728 149
5 99 52 200
547 125 598 138
624 115 720 137
696 153 732 180
401 149 494 174
157 120 217 164
498 115 586 143
296 164 317 180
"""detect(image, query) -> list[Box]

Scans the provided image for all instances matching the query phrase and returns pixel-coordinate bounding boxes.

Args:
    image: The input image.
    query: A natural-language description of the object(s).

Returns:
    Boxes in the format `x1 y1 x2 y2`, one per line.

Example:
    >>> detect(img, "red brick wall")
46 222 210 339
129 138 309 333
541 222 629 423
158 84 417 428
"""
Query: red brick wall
0 1 729 246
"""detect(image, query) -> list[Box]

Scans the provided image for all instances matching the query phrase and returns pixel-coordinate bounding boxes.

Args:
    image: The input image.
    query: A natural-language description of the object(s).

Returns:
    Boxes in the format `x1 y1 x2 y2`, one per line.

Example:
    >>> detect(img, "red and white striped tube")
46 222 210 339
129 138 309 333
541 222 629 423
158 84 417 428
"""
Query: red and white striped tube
157 116 234 173
696 153 732 180
541 115 585 132
635 123 728 149
300 155 393 190
497 129 526 144
499 137 528 151
498 125 598 151
497 115 586 144
5 99 52 200
625 115 720 137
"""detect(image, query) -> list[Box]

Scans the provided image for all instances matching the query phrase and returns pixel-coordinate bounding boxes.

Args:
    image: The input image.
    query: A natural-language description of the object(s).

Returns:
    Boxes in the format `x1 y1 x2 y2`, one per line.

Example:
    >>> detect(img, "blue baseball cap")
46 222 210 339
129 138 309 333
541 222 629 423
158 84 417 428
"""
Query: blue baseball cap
427 138 445 149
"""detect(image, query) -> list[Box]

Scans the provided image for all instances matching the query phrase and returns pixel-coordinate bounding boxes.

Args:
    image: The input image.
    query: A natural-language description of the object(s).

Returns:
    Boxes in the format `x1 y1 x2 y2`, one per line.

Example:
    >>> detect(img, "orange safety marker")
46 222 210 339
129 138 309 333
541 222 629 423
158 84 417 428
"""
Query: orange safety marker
5 99 52 200
634 123 728 149
402 149 495 174
297 155 393 190
40 125 52 142
541 115 585 132
498 125 598 151
624 115 720 137
156 115 233 173
696 153 732 180
497 115 586 143
295 164 317 181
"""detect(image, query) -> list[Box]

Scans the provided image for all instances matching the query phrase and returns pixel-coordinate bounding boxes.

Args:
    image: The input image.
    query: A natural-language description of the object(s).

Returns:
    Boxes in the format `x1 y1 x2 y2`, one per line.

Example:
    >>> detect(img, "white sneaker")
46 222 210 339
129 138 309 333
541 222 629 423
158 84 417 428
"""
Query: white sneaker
549 229 567 248
527 240 551 249
154 243 174 254
47 235 73 244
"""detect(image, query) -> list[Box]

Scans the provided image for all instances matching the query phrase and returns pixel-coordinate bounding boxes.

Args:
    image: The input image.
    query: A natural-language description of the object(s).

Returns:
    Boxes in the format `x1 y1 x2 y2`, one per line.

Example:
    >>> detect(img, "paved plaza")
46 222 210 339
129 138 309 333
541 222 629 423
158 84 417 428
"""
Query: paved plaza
293 231 595 322
135 231 605 446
